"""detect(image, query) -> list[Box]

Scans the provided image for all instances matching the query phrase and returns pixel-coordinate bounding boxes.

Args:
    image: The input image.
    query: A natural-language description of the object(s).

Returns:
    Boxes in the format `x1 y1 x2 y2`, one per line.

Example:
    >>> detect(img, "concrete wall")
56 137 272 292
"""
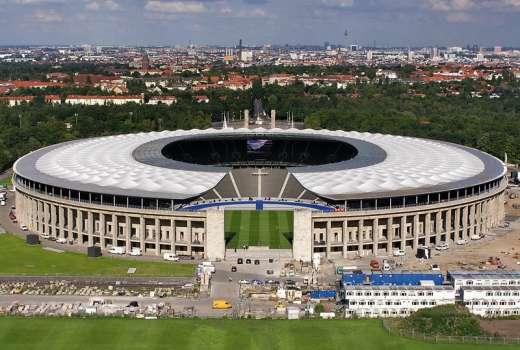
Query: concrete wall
293 209 313 262
205 209 225 261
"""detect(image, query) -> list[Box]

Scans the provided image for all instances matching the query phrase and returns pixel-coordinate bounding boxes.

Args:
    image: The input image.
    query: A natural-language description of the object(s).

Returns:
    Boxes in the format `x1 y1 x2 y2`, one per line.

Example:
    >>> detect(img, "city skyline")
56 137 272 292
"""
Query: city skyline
0 0 519 47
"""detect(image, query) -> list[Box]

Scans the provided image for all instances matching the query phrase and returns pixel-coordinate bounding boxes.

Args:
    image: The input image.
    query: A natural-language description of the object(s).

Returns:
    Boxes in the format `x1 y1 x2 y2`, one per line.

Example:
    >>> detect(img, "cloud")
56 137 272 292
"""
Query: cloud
144 0 208 13
86 0 120 11
320 0 354 8
14 0 65 4
32 9 63 22
220 6 269 17
446 11 473 22
425 0 473 11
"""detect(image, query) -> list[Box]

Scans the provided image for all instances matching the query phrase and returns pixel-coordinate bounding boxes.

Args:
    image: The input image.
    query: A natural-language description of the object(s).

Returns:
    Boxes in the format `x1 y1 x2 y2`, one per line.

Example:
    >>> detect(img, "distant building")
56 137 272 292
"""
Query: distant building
148 96 177 106
65 95 144 106
343 285 455 318
44 95 62 105
193 95 209 103
462 286 520 317
0 95 34 106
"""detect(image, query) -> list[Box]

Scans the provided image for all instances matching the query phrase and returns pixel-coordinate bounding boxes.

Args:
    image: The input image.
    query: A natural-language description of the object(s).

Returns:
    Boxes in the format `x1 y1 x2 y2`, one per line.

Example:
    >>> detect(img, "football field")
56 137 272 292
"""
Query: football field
224 210 293 249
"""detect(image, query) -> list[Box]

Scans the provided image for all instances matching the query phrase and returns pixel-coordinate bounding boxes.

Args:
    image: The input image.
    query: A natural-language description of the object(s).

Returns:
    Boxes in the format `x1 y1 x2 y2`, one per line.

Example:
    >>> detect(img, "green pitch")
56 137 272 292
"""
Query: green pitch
0 318 514 350
0 234 194 277
225 210 293 249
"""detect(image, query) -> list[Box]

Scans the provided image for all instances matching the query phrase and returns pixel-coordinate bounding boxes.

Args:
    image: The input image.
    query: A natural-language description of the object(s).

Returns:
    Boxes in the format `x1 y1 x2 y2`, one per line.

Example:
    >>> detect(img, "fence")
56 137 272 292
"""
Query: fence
381 319 520 346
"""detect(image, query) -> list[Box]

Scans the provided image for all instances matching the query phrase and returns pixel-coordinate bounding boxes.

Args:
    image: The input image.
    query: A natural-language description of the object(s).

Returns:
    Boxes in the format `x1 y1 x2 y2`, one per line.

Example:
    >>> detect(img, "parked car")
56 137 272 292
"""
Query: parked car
431 264 441 271
470 234 483 240
0 200 5 206
231 266 237 272
212 300 232 310
40 233 50 239
456 239 468 245
238 279 249 285
163 252 179 261
237 258 243 264
393 249 405 257
19 224 28 231
56 237 67 244
129 248 142 256
266 269 274 275
435 242 449 251
108 246 126 255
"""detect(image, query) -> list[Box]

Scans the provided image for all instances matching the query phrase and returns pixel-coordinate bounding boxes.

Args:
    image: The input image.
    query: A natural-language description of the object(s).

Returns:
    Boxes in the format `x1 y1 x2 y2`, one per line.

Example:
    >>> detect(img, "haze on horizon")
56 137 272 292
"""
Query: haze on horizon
0 0 519 47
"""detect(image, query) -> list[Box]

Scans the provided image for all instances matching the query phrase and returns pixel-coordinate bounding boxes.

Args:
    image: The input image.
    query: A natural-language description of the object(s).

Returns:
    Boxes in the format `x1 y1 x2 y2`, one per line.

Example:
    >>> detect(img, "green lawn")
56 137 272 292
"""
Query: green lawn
0 234 194 277
0 176 11 186
0 318 516 350
225 210 293 249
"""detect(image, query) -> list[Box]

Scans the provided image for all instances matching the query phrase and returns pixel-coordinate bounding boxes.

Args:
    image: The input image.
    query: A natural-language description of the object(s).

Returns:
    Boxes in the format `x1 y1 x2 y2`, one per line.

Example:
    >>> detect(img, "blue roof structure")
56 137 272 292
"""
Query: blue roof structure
341 272 444 286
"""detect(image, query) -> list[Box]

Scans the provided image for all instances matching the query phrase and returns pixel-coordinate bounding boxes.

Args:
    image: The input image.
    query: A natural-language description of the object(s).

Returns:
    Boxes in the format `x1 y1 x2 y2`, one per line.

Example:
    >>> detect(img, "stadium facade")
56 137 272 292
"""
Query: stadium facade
13 128 507 262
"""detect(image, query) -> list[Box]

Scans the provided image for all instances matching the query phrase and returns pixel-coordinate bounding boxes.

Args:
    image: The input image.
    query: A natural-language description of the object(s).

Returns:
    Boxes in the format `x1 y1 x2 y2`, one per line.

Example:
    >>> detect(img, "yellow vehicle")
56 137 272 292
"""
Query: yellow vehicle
212 300 232 310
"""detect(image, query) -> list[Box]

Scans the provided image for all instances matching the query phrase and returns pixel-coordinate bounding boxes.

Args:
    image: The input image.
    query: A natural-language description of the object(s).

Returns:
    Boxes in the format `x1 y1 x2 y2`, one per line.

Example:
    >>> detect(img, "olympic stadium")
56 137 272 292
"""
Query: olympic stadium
12 128 507 262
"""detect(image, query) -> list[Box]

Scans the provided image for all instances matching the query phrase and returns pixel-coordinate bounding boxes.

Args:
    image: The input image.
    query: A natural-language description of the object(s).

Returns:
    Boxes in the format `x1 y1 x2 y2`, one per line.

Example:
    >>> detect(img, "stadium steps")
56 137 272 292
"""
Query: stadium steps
225 248 293 260
210 173 240 198
260 168 288 198
280 174 307 199
230 168 259 198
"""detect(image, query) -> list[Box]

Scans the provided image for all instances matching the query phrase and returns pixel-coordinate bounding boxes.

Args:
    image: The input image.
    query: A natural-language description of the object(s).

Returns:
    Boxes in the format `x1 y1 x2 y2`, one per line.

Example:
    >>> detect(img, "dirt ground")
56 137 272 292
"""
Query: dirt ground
480 319 520 337
327 187 520 274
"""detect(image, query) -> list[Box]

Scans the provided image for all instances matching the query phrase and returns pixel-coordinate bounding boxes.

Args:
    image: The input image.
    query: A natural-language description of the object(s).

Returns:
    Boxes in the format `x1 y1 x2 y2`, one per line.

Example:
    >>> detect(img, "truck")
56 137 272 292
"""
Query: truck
163 252 179 261
108 246 126 255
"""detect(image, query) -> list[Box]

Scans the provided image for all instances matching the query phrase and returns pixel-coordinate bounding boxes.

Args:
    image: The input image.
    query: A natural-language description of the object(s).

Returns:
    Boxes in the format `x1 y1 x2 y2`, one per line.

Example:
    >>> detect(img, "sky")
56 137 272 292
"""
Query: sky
0 0 519 47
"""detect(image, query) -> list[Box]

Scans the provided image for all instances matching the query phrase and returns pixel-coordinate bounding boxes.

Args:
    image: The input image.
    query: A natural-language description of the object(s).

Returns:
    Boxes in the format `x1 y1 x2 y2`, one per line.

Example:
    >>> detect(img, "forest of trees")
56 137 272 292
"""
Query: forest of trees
0 63 519 173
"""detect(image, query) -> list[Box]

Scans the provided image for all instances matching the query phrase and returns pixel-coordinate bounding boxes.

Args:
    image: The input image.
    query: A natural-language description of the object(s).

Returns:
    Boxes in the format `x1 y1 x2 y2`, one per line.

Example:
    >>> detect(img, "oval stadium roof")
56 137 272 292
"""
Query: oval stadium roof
14 128 506 201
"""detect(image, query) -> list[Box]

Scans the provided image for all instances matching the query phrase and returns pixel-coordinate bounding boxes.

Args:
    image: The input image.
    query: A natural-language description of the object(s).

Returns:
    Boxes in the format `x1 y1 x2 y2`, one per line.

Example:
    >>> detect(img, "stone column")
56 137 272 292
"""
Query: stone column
469 204 476 238
326 221 332 258
413 214 419 249
58 206 65 238
446 208 452 241
77 210 84 236
357 219 364 256
170 218 176 253
99 213 106 248
50 204 57 238
475 203 481 236
342 219 348 258
43 202 49 234
140 216 145 253
454 208 461 240
372 218 379 256
186 220 192 257
462 206 469 240
125 216 131 252
386 217 393 254
425 213 431 242
400 216 406 250
87 211 93 246
112 214 117 246
67 208 73 240
435 211 442 244
155 218 160 256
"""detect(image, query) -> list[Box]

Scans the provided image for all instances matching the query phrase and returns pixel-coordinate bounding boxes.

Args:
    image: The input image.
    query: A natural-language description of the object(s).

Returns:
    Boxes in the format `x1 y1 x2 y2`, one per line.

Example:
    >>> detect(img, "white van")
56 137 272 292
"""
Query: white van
108 246 126 255
0 200 5 206
129 248 142 256
163 253 179 261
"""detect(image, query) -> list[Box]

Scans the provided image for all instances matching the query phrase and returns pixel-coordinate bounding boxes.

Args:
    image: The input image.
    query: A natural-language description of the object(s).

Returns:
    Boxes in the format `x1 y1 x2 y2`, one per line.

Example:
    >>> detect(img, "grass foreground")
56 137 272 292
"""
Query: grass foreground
225 210 293 249
0 318 517 350
0 234 194 277
0 176 12 186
